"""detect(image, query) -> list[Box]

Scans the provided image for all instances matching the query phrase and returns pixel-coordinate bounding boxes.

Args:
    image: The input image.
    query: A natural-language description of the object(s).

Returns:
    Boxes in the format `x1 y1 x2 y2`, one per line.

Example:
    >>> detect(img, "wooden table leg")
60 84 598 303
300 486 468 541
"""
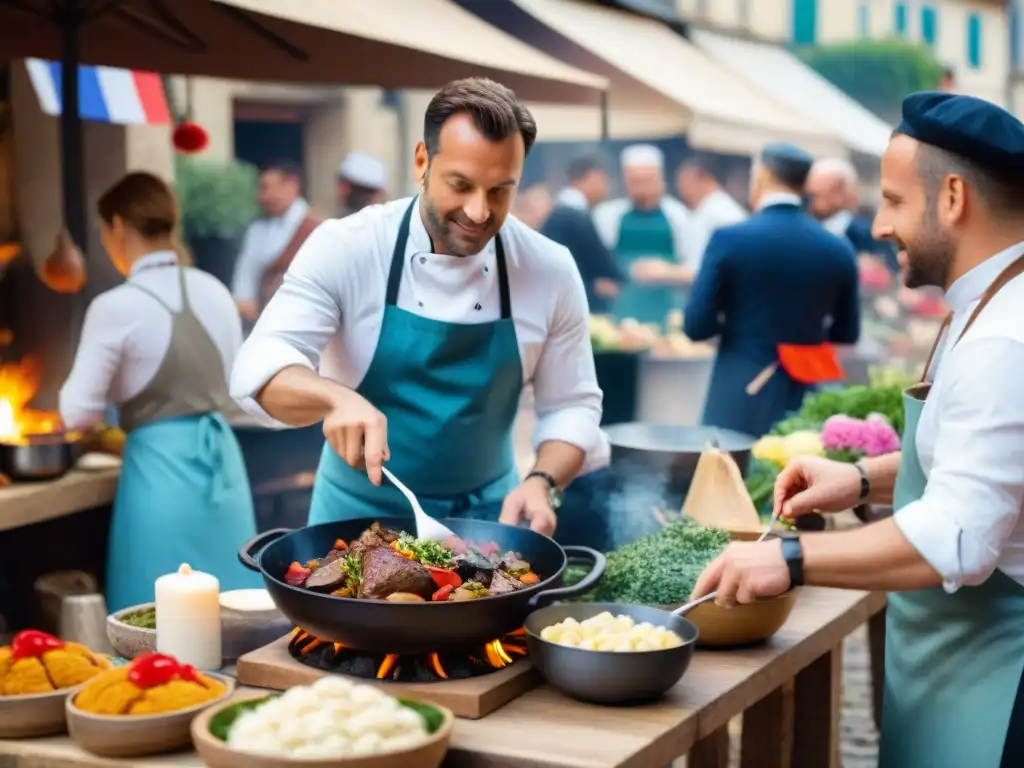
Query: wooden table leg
868 604 887 731
791 645 842 768
740 682 793 768
689 724 730 768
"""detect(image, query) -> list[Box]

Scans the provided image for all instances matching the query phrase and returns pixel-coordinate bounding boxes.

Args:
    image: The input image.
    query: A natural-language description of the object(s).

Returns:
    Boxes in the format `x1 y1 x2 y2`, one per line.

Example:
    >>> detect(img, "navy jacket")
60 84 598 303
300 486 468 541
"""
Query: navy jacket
541 204 624 313
684 203 860 437
846 216 899 274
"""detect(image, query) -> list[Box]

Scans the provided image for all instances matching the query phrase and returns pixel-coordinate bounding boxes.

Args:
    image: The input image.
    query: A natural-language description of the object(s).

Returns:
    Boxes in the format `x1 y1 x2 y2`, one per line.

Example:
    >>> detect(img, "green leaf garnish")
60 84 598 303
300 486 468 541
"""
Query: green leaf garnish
398 699 445 734
208 694 280 742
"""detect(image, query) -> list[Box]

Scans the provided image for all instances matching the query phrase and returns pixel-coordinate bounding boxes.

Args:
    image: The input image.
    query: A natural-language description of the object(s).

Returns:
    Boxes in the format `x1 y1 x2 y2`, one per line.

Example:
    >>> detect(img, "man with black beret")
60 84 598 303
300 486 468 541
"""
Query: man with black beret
684 141 860 437
692 92 1024 767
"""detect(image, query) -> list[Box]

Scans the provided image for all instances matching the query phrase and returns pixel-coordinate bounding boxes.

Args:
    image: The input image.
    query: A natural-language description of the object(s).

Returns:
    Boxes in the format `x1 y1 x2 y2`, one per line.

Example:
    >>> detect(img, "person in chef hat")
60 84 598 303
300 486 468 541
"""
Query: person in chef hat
337 150 389 217
592 143 704 326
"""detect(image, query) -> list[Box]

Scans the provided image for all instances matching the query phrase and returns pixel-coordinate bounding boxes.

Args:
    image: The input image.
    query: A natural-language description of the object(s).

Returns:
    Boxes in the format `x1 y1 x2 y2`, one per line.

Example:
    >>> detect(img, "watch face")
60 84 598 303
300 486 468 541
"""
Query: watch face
549 486 565 510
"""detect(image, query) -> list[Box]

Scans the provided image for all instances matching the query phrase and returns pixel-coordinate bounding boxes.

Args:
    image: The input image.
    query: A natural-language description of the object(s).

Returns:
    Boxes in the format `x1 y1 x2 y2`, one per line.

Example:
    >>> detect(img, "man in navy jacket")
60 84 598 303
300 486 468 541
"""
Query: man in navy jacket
685 143 861 437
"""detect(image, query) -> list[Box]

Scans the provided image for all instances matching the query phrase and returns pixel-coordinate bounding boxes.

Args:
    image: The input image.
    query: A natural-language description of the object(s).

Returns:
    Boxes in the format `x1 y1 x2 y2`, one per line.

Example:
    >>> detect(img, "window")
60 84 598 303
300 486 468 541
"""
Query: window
858 2 870 38
967 12 983 69
894 1 907 36
792 0 817 45
920 4 937 46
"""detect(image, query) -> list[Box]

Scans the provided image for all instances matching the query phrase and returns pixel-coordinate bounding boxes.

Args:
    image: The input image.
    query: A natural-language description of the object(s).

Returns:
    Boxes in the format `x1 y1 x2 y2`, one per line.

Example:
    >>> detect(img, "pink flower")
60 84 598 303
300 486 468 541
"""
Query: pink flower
820 414 900 457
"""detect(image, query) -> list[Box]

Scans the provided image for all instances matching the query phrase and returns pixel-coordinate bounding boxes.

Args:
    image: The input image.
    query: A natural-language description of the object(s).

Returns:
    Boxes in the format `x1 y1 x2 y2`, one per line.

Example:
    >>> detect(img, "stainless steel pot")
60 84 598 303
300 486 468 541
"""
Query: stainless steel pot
0 434 84 482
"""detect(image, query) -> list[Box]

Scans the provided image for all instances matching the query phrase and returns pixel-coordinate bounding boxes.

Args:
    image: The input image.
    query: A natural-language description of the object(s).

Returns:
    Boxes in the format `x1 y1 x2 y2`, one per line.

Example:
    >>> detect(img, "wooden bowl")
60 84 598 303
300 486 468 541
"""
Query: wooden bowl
106 603 156 660
676 590 799 647
0 685 81 738
191 692 455 768
66 672 234 757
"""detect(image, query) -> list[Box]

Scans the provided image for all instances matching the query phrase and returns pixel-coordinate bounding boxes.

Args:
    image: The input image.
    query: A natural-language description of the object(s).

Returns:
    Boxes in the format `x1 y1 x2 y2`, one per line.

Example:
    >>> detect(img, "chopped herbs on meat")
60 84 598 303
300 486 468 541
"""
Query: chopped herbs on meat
395 534 454 567
569 519 731 606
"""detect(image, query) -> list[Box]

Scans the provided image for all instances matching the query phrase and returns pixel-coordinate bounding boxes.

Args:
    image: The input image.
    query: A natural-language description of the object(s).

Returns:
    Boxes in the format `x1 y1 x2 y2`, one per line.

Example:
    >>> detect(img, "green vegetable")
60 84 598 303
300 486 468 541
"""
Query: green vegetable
773 384 906 437
208 694 281 742
577 519 732 606
398 699 446 734
396 534 454 567
119 607 156 629
341 554 362 593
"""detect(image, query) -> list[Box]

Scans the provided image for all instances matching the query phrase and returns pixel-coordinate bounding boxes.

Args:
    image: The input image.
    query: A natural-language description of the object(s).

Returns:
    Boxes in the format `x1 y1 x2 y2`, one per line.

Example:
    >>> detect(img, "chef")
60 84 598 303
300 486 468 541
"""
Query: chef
593 144 703 325
59 172 260 612
230 77 607 536
691 92 1024 767
337 150 389 217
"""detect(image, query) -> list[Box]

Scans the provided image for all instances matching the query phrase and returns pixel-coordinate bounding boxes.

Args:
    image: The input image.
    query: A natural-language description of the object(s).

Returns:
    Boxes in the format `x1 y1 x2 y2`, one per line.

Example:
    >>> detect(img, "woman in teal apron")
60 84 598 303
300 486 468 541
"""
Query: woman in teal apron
60 173 260 612
881 255 1024 768
307 198 523 524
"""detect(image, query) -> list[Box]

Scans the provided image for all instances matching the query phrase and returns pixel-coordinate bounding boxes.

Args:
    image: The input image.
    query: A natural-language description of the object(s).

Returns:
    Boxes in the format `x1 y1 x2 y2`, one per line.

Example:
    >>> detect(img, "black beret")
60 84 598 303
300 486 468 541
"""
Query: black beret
897 91 1024 170
761 142 814 188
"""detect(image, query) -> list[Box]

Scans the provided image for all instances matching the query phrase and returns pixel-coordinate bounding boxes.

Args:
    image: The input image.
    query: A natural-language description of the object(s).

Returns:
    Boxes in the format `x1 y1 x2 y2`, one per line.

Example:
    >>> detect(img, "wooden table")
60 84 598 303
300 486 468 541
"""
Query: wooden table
0 587 885 768
0 470 119 533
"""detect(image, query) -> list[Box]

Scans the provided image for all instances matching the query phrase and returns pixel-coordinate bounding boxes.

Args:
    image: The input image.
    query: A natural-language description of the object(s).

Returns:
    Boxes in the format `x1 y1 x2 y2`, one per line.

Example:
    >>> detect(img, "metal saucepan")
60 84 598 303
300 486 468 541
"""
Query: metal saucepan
0 432 84 482
238 517 605 654
523 602 700 705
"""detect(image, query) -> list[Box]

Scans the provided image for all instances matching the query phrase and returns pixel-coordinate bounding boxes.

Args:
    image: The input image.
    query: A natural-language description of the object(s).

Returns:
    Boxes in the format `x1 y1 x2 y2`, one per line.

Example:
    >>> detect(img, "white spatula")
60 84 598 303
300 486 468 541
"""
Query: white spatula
382 466 457 542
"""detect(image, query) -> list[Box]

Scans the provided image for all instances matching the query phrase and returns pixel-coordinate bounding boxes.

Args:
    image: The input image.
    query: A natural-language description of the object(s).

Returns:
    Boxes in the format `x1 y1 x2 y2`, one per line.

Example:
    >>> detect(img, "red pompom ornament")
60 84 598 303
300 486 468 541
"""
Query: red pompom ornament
172 121 209 154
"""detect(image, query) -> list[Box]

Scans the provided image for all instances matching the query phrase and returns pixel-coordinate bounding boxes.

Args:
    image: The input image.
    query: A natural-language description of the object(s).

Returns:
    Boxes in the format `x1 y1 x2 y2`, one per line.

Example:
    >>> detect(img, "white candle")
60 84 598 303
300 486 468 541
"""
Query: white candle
154 563 222 670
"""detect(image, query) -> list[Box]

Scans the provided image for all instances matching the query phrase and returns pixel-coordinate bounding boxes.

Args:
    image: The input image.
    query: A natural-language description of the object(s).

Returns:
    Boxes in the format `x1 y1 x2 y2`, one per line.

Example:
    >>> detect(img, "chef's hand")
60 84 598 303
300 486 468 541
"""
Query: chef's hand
773 456 862 520
690 539 790 606
500 478 557 536
323 389 390 486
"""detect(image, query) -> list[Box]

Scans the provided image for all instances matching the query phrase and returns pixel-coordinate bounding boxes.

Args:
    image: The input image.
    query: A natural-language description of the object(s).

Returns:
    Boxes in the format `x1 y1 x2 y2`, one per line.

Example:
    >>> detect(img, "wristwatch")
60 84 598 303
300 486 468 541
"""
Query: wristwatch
780 536 805 588
525 470 564 510
854 461 871 501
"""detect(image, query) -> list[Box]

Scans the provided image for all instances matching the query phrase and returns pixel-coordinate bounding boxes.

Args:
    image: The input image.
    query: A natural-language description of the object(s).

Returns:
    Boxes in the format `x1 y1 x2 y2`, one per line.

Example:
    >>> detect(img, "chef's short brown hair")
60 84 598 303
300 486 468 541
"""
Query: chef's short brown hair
97 172 192 264
424 78 537 157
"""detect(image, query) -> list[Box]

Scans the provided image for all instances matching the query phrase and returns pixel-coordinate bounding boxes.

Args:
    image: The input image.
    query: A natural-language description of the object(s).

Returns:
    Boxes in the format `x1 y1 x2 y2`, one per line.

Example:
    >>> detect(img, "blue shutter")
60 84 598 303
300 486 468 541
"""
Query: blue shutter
858 2 870 38
894 1 908 36
921 4 937 46
792 0 817 45
967 12 983 69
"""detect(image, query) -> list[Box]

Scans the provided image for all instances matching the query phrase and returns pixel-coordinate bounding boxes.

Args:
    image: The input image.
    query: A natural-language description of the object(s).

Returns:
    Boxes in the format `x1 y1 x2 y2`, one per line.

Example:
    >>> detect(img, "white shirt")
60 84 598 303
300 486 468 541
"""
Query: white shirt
757 192 803 211
822 209 855 238
894 242 1024 591
555 187 589 211
231 198 311 302
592 196 706 271
229 197 610 474
59 251 244 430
691 189 748 259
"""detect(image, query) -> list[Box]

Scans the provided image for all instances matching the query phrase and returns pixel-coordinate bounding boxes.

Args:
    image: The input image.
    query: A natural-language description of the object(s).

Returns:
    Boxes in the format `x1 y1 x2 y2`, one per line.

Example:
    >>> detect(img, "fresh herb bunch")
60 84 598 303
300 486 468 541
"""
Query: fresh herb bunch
569 519 731 606
340 554 362 593
395 534 453 567
772 384 906 437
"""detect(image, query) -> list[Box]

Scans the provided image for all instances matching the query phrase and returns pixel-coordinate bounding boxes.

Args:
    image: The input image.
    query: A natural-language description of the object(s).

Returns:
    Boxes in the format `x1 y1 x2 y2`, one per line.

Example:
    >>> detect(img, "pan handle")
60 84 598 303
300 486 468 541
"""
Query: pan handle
528 545 606 609
237 528 293 571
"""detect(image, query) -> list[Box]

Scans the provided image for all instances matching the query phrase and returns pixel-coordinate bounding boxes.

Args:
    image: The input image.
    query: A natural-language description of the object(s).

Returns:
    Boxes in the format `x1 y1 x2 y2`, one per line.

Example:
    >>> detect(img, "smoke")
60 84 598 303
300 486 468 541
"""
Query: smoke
602 461 686 551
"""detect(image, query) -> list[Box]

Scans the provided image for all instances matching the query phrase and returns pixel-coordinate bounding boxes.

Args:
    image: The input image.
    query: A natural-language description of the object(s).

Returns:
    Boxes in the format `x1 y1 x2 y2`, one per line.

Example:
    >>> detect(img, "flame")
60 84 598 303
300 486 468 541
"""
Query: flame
427 653 448 679
377 654 399 679
0 353 62 442
484 639 513 669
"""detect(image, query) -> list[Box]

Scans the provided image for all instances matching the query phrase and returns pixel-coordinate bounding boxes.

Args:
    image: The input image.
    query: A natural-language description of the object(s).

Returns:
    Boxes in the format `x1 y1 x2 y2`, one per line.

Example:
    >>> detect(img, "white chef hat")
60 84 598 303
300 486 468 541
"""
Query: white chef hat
620 143 664 170
338 150 388 190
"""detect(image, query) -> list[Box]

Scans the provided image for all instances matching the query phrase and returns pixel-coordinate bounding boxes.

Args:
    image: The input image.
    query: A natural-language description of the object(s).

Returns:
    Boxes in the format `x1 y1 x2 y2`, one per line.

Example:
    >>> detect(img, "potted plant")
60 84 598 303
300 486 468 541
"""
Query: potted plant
174 156 259 288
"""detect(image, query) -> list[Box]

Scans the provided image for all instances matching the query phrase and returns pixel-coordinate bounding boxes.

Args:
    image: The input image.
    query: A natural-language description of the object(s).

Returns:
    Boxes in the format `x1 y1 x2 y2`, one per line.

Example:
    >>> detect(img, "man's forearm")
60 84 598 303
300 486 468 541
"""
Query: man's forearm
802 517 942 591
862 452 901 506
256 366 345 427
531 440 585 488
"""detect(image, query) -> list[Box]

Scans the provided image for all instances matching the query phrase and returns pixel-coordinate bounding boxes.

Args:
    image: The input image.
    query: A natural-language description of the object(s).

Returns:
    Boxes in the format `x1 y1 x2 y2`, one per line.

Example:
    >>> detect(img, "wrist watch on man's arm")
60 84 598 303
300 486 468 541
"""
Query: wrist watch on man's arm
781 536 804 588
525 470 564 510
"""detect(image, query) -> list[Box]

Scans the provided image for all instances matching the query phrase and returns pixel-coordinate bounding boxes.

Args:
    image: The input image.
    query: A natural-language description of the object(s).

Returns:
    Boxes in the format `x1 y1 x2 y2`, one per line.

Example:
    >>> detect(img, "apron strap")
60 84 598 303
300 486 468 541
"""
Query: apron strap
919 312 953 384
385 198 512 319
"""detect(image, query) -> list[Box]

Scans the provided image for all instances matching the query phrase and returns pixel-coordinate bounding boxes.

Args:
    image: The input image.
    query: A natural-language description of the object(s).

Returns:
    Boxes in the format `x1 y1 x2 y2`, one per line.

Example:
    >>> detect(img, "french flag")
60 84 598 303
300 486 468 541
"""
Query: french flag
26 59 171 126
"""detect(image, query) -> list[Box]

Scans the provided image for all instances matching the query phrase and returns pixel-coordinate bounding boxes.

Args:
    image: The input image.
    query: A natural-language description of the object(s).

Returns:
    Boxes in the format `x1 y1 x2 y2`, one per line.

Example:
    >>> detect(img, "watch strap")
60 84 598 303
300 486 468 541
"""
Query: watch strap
854 461 870 501
526 470 557 489
781 537 805 588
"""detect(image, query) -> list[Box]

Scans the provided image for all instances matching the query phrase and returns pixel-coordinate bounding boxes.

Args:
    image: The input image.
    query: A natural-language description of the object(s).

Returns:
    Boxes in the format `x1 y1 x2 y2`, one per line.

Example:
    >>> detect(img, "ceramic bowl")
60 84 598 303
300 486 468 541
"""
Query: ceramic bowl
191 692 455 768
66 672 234 757
106 603 156 661
0 685 82 738
674 589 799 647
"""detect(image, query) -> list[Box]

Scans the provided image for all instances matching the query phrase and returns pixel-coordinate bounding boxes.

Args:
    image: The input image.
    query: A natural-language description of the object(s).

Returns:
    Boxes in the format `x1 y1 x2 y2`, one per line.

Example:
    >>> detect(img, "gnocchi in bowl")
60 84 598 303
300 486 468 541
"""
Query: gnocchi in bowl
539 612 684 652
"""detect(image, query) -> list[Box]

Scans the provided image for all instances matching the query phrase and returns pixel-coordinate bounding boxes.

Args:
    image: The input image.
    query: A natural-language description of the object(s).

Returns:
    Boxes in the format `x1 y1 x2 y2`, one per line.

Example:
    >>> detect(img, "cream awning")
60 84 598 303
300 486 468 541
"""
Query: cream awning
690 29 893 157
469 0 845 155
0 0 606 104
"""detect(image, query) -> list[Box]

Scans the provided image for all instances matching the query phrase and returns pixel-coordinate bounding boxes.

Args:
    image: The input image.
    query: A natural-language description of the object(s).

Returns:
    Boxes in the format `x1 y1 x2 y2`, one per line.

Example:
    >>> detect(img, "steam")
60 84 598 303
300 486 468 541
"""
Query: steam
601 462 686 551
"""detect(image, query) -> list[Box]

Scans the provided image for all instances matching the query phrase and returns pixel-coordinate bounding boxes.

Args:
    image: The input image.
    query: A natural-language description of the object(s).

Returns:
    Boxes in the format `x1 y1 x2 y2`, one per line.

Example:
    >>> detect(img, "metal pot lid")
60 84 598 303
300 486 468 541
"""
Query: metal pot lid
602 423 756 452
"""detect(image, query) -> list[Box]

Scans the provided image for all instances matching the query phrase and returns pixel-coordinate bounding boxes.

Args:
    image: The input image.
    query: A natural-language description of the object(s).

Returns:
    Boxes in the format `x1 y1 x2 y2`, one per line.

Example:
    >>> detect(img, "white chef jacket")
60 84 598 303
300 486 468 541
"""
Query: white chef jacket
822 209 855 239
229 197 610 474
592 196 706 271
59 251 243 429
894 242 1024 591
231 198 311 303
691 189 748 260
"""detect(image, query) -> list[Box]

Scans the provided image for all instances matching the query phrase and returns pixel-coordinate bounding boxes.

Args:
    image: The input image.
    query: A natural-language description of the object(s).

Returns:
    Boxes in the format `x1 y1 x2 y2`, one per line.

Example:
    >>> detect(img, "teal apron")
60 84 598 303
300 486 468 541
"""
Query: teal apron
611 207 679 327
308 199 523 524
106 266 260 612
881 256 1024 768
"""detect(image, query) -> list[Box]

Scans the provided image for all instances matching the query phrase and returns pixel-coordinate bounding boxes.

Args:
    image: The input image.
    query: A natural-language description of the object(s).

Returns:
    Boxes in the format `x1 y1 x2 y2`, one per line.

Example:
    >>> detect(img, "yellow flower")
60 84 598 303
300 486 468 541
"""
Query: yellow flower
753 431 824 468
753 436 789 466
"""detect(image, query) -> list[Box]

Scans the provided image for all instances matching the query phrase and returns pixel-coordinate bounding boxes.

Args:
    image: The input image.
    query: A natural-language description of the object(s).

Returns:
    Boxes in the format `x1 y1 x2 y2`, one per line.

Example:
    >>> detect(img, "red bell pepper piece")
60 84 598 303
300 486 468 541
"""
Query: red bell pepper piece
284 560 312 586
432 584 455 601
426 566 462 590
11 630 65 660
332 538 348 550
128 652 181 688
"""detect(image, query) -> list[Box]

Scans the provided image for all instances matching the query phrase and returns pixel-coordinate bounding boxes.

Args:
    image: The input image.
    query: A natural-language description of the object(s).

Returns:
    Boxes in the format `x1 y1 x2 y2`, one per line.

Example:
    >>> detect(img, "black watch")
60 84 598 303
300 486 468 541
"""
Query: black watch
525 470 564 510
781 536 804 588
854 461 870 501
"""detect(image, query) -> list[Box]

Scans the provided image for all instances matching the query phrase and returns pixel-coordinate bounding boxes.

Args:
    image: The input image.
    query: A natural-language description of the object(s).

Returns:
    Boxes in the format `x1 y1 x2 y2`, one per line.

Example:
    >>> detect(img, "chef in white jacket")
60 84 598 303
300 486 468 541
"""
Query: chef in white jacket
230 78 608 536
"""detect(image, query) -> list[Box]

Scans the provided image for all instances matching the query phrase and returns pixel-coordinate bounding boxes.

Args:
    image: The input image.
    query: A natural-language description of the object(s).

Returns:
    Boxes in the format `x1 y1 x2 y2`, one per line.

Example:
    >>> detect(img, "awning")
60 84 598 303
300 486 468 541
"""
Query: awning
459 0 845 155
0 0 606 105
690 29 893 157
25 59 170 125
